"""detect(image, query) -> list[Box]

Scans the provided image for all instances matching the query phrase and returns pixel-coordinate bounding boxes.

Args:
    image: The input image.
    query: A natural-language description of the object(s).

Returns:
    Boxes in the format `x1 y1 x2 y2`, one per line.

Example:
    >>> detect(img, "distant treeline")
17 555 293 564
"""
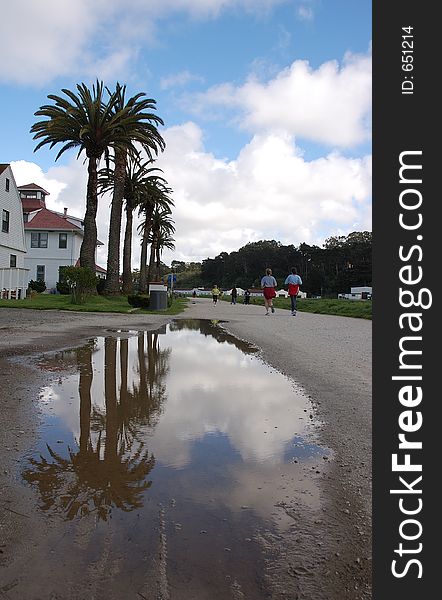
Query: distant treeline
172 231 371 296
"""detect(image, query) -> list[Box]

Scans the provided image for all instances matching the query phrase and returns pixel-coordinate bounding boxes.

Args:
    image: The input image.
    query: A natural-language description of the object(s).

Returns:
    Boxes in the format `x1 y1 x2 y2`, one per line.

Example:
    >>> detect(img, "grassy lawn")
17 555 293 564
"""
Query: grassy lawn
231 296 372 319
0 294 189 315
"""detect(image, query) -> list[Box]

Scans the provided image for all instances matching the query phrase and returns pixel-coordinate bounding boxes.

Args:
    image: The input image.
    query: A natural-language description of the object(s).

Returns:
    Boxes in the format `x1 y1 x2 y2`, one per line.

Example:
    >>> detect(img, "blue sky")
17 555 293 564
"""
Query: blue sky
0 0 372 265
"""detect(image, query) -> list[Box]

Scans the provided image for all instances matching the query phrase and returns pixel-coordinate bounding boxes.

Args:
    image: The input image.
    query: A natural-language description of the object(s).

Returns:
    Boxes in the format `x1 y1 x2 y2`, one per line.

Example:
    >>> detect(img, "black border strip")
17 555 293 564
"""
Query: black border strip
373 2 436 598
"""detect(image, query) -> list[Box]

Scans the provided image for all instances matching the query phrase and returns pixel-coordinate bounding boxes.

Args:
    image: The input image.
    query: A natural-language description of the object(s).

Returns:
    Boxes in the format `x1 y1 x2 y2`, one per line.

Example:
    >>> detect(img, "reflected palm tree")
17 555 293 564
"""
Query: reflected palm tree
22 333 171 521
133 332 170 424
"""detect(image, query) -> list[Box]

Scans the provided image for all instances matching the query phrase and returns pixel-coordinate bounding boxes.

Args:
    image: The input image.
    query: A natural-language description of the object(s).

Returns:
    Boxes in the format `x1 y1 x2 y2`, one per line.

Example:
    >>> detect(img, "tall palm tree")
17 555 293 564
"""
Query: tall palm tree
99 157 165 295
102 84 165 295
154 225 175 281
31 81 119 271
147 207 175 283
138 180 174 293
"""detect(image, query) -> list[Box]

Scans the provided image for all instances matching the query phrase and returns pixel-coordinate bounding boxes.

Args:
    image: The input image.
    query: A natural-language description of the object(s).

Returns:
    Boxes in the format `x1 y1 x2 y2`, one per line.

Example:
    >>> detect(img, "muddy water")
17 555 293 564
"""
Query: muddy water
20 319 328 599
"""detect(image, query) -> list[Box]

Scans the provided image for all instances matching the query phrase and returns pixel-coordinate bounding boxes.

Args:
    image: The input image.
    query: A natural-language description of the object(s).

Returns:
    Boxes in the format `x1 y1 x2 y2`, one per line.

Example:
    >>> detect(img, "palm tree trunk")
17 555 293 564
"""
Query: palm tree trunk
78 345 93 455
104 337 118 461
147 232 158 283
155 244 161 281
139 209 153 293
104 148 127 295
80 157 99 273
122 204 133 295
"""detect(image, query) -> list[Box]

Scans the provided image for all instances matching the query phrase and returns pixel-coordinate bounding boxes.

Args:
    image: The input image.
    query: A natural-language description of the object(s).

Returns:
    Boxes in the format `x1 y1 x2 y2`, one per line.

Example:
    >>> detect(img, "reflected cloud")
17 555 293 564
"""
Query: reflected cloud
23 320 324 524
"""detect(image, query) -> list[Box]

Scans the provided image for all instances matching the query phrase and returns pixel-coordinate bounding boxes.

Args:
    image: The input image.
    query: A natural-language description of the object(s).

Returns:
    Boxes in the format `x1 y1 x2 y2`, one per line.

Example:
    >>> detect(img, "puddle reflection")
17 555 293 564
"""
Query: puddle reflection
20 320 329 597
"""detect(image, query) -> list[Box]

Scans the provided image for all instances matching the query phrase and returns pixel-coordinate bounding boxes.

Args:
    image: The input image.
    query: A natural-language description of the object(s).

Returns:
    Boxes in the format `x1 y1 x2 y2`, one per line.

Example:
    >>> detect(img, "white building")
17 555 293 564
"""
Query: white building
226 287 245 296
338 286 372 300
19 183 105 290
0 164 29 299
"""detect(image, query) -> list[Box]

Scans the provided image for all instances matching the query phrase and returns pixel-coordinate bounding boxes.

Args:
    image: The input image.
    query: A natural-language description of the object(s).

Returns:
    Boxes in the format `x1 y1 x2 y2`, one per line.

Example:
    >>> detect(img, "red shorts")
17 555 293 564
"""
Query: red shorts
263 287 276 300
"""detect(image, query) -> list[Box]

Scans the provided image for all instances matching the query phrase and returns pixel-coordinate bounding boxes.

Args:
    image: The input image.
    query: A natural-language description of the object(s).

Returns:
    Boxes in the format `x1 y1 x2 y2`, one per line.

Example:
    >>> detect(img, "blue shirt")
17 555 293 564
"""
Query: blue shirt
284 274 302 285
261 275 277 287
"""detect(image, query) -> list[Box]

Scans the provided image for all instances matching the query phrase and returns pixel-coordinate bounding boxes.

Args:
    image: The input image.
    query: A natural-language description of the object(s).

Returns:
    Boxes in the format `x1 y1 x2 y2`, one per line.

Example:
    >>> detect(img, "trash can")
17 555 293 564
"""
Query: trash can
149 284 168 310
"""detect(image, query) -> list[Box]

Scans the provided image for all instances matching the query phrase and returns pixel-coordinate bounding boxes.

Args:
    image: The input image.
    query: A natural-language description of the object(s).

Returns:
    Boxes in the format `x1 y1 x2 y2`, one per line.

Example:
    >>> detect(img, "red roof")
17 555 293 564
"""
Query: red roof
25 208 83 231
22 198 46 211
18 183 50 195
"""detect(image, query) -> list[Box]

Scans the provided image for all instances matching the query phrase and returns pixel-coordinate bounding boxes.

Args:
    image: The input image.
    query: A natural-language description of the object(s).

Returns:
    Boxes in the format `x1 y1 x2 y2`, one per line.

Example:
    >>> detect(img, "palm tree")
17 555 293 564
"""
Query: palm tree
137 180 174 293
154 224 175 281
147 207 175 283
105 157 166 294
31 81 120 271
22 336 157 521
102 84 165 295
99 157 165 295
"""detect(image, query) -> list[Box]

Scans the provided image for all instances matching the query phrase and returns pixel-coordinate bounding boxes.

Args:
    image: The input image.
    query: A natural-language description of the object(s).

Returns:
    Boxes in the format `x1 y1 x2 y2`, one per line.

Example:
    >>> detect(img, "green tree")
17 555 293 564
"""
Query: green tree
138 180 174 292
147 206 175 283
31 81 121 271
122 161 165 294
101 84 165 295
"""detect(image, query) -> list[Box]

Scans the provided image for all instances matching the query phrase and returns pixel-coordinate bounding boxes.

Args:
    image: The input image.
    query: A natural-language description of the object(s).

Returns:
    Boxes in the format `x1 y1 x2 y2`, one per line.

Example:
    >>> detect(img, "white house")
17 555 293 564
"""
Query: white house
338 286 372 300
19 183 105 290
0 165 29 299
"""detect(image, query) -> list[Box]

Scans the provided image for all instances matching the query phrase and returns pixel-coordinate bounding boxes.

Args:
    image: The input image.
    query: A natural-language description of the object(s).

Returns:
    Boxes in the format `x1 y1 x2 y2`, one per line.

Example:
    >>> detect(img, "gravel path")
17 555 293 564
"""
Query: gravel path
0 301 372 599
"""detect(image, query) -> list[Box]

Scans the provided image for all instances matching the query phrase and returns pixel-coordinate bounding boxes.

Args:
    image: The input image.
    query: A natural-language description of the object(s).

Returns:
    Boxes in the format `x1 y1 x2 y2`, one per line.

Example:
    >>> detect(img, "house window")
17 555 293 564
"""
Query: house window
10 254 17 268
59 233 68 248
23 213 29 223
36 265 45 282
5 178 10 192
2 210 9 232
31 232 48 248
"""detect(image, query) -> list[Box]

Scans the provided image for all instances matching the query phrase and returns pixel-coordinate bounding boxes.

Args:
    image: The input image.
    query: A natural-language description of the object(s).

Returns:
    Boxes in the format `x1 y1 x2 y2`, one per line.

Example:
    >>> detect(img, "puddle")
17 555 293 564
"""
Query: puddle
20 319 329 599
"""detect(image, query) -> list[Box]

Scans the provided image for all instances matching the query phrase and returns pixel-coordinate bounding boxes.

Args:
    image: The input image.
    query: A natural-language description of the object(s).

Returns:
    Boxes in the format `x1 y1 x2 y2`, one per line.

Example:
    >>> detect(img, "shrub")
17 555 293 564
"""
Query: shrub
61 266 97 304
128 294 150 309
96 277 106 294
28 279 46 293
56 272 70 295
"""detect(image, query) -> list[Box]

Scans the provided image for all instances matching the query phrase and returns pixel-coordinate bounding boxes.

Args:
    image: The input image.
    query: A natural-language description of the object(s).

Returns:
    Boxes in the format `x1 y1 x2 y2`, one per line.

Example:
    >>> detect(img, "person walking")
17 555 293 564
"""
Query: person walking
231 286 237 305
243 289 251 305
285 267 303 316
212 284 221 304
261 268 277 315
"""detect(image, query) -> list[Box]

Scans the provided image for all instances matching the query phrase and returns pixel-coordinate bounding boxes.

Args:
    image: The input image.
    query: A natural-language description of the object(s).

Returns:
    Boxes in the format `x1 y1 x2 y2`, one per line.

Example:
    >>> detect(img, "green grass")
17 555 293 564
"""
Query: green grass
0 293 189 315
232 296 372 319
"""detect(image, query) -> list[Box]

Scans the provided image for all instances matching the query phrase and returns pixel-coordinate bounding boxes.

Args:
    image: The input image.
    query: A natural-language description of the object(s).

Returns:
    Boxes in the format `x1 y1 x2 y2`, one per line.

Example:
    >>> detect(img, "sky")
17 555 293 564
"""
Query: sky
0 0 372 268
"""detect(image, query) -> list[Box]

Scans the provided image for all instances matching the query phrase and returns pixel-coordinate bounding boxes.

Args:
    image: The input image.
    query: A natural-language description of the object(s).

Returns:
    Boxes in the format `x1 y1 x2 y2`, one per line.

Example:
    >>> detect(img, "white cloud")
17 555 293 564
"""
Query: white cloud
160 70 205 90
0 0 288 85
186 50 372 148
156 122 371 262
297 5 314 21
11 119 371 267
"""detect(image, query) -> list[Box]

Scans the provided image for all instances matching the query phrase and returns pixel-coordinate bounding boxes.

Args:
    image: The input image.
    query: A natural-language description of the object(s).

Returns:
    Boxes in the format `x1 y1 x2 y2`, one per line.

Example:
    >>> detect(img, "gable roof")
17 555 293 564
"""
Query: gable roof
0 164 10 176
25 208 83 232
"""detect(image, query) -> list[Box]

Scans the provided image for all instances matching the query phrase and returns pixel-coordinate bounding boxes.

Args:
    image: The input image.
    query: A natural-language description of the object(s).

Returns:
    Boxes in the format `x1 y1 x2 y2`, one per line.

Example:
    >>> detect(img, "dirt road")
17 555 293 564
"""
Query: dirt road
0 301 371 599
